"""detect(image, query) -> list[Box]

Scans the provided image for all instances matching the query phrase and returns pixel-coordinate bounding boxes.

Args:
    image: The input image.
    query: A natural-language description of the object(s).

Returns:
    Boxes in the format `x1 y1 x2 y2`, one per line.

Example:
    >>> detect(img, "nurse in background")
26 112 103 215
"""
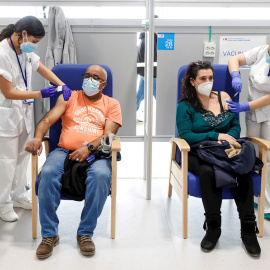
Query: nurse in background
227 45 270 221
0 16 71 222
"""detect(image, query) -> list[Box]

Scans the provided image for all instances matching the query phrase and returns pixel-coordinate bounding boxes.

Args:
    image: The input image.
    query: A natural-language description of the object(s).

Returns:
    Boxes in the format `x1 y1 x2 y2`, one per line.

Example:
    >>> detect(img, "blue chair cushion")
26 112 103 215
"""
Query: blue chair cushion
188 171 261 199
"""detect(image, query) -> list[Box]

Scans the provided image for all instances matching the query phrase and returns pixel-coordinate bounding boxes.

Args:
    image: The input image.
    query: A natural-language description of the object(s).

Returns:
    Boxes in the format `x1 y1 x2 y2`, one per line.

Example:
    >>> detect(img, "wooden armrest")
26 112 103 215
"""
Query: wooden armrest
246 137 270 151
112 138 121 152
170 137 190 152
42 137 49 142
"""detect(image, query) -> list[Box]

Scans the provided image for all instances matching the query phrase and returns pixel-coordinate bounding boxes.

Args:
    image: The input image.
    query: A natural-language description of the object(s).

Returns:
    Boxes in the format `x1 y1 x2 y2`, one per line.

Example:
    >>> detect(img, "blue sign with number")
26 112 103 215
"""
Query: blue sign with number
157 33 175 50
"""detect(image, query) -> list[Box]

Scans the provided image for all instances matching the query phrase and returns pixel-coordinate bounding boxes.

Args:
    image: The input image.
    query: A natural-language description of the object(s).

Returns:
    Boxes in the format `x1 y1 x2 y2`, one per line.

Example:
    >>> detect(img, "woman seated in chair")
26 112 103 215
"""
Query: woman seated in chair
176 61 261 257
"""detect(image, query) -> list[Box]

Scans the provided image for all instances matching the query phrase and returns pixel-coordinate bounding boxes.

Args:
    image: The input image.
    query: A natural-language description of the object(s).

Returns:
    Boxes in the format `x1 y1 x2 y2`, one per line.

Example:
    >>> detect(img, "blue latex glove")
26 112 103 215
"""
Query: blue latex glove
226 100 250 113
40 85 57 98
231 71 242 93
62 85 72 101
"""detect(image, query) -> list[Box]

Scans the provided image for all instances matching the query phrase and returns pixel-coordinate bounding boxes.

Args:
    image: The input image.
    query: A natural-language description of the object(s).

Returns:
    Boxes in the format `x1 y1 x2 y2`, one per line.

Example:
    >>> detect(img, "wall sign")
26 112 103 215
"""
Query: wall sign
158 33 175 50
219 36 267 65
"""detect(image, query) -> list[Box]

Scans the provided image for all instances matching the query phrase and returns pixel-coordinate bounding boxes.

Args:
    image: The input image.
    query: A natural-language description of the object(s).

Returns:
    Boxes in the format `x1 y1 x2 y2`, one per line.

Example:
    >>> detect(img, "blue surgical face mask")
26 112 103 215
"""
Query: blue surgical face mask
20 35 37 53
82 78 101 96
265 51 270 64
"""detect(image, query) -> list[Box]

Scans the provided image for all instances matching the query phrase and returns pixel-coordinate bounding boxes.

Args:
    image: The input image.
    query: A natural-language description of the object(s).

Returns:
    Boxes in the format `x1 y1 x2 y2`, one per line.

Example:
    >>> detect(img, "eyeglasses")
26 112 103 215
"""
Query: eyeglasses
82 73 105 82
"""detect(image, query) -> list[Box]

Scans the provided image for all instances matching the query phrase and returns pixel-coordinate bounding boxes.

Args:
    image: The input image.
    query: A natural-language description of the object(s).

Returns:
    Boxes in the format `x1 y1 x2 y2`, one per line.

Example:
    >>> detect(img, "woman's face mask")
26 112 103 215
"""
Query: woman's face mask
82 78 102 96
193 80 213 97
20 35 38 53
265 51 270 64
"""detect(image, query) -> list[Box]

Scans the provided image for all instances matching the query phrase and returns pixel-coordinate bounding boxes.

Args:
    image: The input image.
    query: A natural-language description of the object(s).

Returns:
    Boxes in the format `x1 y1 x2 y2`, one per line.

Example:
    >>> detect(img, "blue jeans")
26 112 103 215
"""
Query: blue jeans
38 147 111 237
136 76 157 111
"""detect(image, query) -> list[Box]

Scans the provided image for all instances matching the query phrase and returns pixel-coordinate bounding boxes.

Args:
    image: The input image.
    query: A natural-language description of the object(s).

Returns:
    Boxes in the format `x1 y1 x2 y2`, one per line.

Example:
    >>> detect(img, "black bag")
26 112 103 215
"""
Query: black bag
61 151 95 201
192 139 262 175
192 139 263 188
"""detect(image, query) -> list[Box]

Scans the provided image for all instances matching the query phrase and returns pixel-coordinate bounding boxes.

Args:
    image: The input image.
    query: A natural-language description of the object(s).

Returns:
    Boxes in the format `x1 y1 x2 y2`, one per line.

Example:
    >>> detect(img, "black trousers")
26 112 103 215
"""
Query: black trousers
188 154 256 223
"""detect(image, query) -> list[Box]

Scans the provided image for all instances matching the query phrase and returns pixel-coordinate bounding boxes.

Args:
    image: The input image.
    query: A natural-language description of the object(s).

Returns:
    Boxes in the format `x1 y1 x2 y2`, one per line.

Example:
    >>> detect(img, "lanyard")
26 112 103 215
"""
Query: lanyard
9 37 27 89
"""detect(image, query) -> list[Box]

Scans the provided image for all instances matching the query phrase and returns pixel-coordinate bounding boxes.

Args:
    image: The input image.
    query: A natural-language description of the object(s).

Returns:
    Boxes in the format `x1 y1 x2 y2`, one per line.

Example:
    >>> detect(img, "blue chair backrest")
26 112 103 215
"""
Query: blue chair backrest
49 64 113 153
175 64 239 163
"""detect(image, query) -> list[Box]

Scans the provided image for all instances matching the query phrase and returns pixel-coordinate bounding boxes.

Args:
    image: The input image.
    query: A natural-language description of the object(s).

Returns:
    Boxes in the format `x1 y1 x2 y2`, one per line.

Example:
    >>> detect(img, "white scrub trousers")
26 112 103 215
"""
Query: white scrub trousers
0 121 31 214
246 117 270 214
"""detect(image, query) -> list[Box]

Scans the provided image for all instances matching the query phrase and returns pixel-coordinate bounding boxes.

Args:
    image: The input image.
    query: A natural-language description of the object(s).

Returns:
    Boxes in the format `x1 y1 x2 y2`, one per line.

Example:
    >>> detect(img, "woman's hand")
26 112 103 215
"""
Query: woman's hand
40 85 57 98
225 100 250 113
69 146 90 162
218 133 236 141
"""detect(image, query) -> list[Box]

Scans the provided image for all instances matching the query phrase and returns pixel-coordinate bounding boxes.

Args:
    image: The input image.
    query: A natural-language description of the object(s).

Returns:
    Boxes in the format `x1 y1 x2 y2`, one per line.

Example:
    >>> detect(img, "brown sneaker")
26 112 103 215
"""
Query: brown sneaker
77 235 95 256
36 235 59 259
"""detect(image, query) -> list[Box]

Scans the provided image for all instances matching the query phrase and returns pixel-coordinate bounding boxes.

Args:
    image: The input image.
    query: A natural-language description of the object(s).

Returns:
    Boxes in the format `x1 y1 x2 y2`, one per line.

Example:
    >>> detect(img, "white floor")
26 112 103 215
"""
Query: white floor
0 178 270 270
1 141 270 270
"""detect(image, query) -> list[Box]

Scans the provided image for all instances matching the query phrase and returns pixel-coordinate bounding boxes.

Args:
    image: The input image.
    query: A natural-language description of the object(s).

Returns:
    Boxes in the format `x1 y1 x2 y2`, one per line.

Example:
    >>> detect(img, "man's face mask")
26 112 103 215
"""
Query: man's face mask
20 34 38 53
194 80 213 97
82 78 101 96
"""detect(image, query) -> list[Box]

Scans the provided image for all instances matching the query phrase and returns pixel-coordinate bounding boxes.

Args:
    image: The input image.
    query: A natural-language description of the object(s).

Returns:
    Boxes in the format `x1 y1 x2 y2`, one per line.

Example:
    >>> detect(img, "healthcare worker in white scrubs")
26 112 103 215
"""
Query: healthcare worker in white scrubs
0 16 72 222
227 45 270 221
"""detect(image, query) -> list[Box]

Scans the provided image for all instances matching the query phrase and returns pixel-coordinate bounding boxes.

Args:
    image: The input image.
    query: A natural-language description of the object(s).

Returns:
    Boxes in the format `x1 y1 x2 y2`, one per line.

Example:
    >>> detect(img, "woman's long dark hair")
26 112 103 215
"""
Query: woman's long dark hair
180 61 214 110
0 16 45 42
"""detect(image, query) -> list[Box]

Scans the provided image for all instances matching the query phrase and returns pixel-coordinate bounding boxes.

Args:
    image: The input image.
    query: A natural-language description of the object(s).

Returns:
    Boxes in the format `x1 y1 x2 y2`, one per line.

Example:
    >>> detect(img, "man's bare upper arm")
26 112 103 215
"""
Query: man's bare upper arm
42 94 67 127
104 119 120 135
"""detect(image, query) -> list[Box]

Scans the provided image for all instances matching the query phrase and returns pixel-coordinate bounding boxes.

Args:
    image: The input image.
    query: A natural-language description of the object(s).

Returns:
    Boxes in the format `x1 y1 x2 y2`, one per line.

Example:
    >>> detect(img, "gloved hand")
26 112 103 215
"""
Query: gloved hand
62 85 72 101
40 86 57 98
226 100 250 113
231 71 242 93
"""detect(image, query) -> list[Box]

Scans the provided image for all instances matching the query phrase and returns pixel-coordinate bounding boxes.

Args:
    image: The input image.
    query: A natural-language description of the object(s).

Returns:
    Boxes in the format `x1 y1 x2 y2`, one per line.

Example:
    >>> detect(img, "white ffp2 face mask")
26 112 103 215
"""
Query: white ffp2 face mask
194 81 213 97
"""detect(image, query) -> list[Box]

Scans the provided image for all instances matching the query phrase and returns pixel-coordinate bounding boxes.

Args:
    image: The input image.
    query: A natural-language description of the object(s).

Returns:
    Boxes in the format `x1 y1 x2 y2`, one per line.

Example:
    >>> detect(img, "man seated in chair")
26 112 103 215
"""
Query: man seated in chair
25 65 122 259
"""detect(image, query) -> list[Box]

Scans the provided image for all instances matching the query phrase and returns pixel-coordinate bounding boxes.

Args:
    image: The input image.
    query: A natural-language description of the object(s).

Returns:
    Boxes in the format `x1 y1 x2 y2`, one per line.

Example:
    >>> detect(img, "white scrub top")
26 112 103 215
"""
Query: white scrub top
0 38 40 137
244 44 270 123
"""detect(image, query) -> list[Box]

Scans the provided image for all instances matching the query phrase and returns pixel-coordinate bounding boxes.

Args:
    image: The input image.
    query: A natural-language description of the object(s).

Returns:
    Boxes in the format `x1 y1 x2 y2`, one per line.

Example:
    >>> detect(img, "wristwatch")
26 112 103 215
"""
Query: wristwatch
87 143 95 151
83 141 95 152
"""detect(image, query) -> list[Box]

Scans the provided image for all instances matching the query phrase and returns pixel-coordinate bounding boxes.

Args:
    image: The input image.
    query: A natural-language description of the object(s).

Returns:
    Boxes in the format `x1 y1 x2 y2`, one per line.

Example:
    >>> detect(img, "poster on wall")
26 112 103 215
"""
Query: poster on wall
157 33 175 50
219 36 267 65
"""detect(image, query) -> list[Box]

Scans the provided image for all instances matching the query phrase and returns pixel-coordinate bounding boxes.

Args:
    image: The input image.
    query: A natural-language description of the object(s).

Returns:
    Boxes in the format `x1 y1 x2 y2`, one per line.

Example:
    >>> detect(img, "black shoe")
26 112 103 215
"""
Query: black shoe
241 220 261 257
201 220 221 252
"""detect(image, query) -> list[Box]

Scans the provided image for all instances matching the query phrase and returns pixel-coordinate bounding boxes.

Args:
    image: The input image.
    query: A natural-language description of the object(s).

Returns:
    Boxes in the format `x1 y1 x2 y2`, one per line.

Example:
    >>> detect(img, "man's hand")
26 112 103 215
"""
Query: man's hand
25 138 43 156
69 146 90 162
218 133 236 142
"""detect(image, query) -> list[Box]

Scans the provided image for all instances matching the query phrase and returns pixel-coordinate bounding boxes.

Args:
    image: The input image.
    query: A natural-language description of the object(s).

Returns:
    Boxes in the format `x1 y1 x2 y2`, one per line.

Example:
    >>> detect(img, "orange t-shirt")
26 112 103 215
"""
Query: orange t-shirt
58 90 122 150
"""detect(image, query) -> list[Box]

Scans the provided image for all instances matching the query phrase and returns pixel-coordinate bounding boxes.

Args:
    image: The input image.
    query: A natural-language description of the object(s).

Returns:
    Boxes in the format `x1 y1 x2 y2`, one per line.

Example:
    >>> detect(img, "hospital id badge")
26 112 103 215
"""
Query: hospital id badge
23 99 34 105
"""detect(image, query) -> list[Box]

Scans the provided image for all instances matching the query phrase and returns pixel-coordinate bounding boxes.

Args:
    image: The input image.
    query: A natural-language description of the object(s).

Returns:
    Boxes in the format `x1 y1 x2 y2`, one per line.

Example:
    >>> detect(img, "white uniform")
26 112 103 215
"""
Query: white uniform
0 39 40 214
244 45 270 213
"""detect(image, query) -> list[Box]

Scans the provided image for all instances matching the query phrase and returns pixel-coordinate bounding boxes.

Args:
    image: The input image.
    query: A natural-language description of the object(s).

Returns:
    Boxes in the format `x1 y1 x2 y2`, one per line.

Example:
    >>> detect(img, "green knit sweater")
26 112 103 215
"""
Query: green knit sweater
176 100 241 146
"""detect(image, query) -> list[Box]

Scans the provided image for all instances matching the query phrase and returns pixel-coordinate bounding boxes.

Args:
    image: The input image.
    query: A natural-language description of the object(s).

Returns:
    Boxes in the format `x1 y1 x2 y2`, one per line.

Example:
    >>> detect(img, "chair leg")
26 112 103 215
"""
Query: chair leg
32 155 38 239
168 171 173 197
168 142 176 197
111 151 117 239
182 185 188 239
258 195 264 238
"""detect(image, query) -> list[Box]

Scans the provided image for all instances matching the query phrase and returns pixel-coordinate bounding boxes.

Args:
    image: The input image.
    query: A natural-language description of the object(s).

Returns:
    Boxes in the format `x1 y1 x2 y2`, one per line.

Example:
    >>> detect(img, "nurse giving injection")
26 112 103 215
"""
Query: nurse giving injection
226 46 270 221
0 16 71 222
